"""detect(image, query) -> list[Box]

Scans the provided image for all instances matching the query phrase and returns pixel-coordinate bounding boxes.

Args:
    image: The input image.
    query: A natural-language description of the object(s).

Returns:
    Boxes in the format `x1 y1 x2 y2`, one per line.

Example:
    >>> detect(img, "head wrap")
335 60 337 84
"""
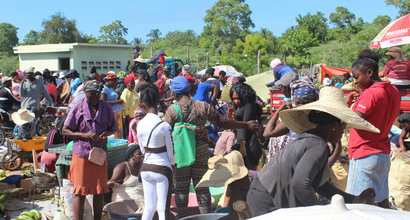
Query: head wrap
90 65 97 73
124 76 134 85
184 75 195 83
227 76 239 85
290 77 320 108
134 45 141 50
170 76 190 94
84 80 103 95
137 69 150 82
126 144 140 159
104 73 118 80
134 108 146 118
270 58 282 69
16 69 24 80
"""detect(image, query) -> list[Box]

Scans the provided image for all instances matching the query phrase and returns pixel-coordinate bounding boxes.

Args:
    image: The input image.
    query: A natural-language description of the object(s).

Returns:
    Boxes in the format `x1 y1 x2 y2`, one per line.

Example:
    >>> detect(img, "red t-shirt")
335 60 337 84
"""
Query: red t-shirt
348 81 401 159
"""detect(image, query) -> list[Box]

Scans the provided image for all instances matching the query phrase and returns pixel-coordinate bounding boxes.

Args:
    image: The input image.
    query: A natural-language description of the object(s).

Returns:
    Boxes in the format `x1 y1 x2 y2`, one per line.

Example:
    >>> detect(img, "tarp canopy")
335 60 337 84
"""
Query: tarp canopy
320 65 383 84
245 71 273 99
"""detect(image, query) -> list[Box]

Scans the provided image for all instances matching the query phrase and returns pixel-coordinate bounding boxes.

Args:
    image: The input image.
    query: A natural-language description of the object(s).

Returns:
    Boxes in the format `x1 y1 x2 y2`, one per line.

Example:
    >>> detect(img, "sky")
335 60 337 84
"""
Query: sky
0 0 401 44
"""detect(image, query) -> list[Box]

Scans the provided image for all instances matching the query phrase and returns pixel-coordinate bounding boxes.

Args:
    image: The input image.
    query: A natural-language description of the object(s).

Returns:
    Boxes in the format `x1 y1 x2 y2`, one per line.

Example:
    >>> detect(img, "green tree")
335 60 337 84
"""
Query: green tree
39 12 83 44
98 20 128 44
327 7 364 42
0 23 19 55
385 0 410 17
202 0 255 52
22 30 40 45
83 34 98 43
0 56 19 75
295 12 328 42
165 30 197 48
232 33 272 75
132 37 144 45
146 29 162 44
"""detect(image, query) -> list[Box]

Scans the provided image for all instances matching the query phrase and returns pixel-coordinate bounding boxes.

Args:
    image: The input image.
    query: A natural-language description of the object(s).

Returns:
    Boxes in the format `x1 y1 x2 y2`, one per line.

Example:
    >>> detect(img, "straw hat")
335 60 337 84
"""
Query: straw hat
195 151 248 189
133 55 149 63
12 109 35 125
279 87 380 135
386 47 408 62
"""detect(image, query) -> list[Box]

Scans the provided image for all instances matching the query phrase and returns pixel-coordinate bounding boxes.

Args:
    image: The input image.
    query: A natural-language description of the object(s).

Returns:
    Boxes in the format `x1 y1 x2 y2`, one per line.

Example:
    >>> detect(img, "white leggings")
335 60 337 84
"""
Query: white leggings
141 171 172 220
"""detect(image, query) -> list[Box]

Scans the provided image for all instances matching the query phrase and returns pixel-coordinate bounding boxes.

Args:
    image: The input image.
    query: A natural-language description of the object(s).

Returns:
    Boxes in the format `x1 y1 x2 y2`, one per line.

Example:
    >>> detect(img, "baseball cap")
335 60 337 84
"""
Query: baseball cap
275 72 298 87
25 67 35 74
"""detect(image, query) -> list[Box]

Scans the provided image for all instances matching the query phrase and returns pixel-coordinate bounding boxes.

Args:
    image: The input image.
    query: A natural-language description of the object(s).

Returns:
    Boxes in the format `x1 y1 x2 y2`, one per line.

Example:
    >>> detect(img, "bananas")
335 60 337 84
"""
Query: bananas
13 209 41 220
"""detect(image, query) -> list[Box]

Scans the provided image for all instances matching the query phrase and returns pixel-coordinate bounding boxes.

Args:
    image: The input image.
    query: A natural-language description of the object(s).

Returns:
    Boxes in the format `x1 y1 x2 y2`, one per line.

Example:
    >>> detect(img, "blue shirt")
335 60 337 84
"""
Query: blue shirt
268 65 295 86
56 78 63 85
102 85 122 111
193 84 212 104
70 78 82 96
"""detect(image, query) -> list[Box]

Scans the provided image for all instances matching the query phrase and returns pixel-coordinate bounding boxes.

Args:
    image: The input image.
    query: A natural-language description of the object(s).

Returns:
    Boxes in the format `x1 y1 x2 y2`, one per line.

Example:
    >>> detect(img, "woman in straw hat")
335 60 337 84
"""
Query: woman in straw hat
346 49 401 208
247 86 379 217
164 76 262 218
62 80 119 220
383 46 410 89
196 151 253 220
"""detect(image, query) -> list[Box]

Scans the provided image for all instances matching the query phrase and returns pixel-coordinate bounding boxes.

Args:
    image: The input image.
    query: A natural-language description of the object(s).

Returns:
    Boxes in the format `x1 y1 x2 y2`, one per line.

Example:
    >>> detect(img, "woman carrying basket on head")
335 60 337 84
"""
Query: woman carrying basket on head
164 76 262 218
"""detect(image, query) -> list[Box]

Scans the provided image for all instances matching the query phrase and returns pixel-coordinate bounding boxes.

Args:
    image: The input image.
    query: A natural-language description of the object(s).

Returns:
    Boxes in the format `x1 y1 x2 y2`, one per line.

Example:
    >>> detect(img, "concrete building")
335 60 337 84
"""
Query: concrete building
13 43 134 76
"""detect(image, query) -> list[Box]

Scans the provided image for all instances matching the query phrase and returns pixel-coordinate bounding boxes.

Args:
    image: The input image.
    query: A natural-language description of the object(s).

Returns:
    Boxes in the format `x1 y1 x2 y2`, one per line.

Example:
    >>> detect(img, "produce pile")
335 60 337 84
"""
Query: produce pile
12 209 42 220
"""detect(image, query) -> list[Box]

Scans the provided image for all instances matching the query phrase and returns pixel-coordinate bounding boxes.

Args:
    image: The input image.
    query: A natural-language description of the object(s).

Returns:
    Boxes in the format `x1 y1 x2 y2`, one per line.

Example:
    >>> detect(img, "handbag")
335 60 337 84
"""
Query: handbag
85 120 107 166
172 103 197 168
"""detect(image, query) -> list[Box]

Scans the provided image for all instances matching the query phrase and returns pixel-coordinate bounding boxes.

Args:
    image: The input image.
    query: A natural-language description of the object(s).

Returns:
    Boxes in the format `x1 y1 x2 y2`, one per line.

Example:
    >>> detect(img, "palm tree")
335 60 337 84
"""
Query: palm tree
146 29 162 44
132 37 143 45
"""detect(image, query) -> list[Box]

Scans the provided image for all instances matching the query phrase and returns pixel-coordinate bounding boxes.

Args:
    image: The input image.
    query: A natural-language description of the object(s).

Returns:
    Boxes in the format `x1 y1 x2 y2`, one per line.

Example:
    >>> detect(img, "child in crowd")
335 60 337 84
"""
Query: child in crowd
12 109 35 142
398 113 410 152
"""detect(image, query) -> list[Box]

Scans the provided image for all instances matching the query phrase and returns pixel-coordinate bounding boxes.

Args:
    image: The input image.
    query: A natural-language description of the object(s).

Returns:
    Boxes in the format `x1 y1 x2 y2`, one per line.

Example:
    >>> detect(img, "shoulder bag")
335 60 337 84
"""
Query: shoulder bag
172 103 197 168
85 120 107 166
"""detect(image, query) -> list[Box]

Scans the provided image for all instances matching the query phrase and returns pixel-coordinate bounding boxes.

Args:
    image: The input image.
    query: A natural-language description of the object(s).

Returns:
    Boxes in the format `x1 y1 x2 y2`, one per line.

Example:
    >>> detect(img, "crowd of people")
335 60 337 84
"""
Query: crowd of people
0 46 409 220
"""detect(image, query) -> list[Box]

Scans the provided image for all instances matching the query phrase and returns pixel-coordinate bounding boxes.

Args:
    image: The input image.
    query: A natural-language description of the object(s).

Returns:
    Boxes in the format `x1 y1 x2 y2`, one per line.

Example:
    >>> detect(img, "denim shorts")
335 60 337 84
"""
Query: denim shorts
346 153 390 202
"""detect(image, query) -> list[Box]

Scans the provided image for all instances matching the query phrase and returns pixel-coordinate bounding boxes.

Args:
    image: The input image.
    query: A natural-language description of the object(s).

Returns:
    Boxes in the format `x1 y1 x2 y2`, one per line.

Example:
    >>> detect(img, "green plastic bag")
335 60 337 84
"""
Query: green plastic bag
172 104 197 168
66 140 111 150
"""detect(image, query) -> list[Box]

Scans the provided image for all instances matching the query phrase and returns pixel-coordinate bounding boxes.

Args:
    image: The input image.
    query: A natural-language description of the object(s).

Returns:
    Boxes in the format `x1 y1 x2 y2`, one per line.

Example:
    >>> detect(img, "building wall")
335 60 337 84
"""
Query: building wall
19 52 72 73
73 46 131 76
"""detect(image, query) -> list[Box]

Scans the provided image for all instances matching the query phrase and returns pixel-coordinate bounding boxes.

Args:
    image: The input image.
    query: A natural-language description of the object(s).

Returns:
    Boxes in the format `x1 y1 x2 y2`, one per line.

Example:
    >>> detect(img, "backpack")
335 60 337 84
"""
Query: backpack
155 76 169 97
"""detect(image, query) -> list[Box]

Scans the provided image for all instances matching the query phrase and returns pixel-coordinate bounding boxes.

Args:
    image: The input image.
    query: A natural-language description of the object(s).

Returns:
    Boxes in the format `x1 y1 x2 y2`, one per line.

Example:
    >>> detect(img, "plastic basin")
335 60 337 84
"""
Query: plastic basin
103 199 144 219
189 182 226 209
180 213 228 220
170 193 215 217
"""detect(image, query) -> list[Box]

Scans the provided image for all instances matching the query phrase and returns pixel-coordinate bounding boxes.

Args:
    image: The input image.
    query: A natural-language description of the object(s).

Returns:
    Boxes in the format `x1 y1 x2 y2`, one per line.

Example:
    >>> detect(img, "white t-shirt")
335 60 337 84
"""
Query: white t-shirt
323 77 332 86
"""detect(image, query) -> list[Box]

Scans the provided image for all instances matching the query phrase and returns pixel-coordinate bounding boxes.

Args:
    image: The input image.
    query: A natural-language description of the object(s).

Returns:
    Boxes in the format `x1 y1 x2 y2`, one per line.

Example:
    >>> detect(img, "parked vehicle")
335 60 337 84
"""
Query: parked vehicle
147 57 185 81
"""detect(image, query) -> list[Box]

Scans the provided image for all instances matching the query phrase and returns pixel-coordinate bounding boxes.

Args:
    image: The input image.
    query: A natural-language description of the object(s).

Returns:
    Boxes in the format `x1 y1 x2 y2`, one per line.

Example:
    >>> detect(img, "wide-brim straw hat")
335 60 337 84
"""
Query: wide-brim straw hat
133 55 149 63
196 151 248 189
279 87 380 135
12 109 35 125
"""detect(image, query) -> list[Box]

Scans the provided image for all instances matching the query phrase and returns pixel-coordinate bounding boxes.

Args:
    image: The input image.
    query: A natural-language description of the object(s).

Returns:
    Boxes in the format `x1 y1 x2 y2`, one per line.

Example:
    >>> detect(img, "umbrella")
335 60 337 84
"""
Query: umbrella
251 194 410 220
371 13 410 48
197 65 241 77
245 71 273 99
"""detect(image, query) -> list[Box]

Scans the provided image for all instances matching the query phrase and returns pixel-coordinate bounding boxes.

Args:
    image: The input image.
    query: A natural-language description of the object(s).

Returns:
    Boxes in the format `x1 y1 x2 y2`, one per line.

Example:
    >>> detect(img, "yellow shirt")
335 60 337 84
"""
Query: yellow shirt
120 88 140 118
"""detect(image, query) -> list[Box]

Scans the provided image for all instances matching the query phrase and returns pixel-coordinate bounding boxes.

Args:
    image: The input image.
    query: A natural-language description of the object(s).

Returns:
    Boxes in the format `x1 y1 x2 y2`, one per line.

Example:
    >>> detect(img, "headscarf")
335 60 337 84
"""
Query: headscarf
84 80 103 95
290 77 320 108
137 69 150 82
170 76 190 94
227 76 239 85
90 65 97 73
117 71 128 79
270 58 282 69
126 144 140 159
134 108 146 118
104 73 118 81
124 76 134 85
16 69 24 80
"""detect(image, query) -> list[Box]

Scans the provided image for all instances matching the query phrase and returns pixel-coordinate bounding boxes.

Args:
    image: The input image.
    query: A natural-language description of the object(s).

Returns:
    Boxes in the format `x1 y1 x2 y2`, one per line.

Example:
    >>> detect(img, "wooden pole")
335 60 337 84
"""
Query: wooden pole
206 52 209 68
196 55 199 74
151 47 153 57
187 48 190 64
257 50 261 74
